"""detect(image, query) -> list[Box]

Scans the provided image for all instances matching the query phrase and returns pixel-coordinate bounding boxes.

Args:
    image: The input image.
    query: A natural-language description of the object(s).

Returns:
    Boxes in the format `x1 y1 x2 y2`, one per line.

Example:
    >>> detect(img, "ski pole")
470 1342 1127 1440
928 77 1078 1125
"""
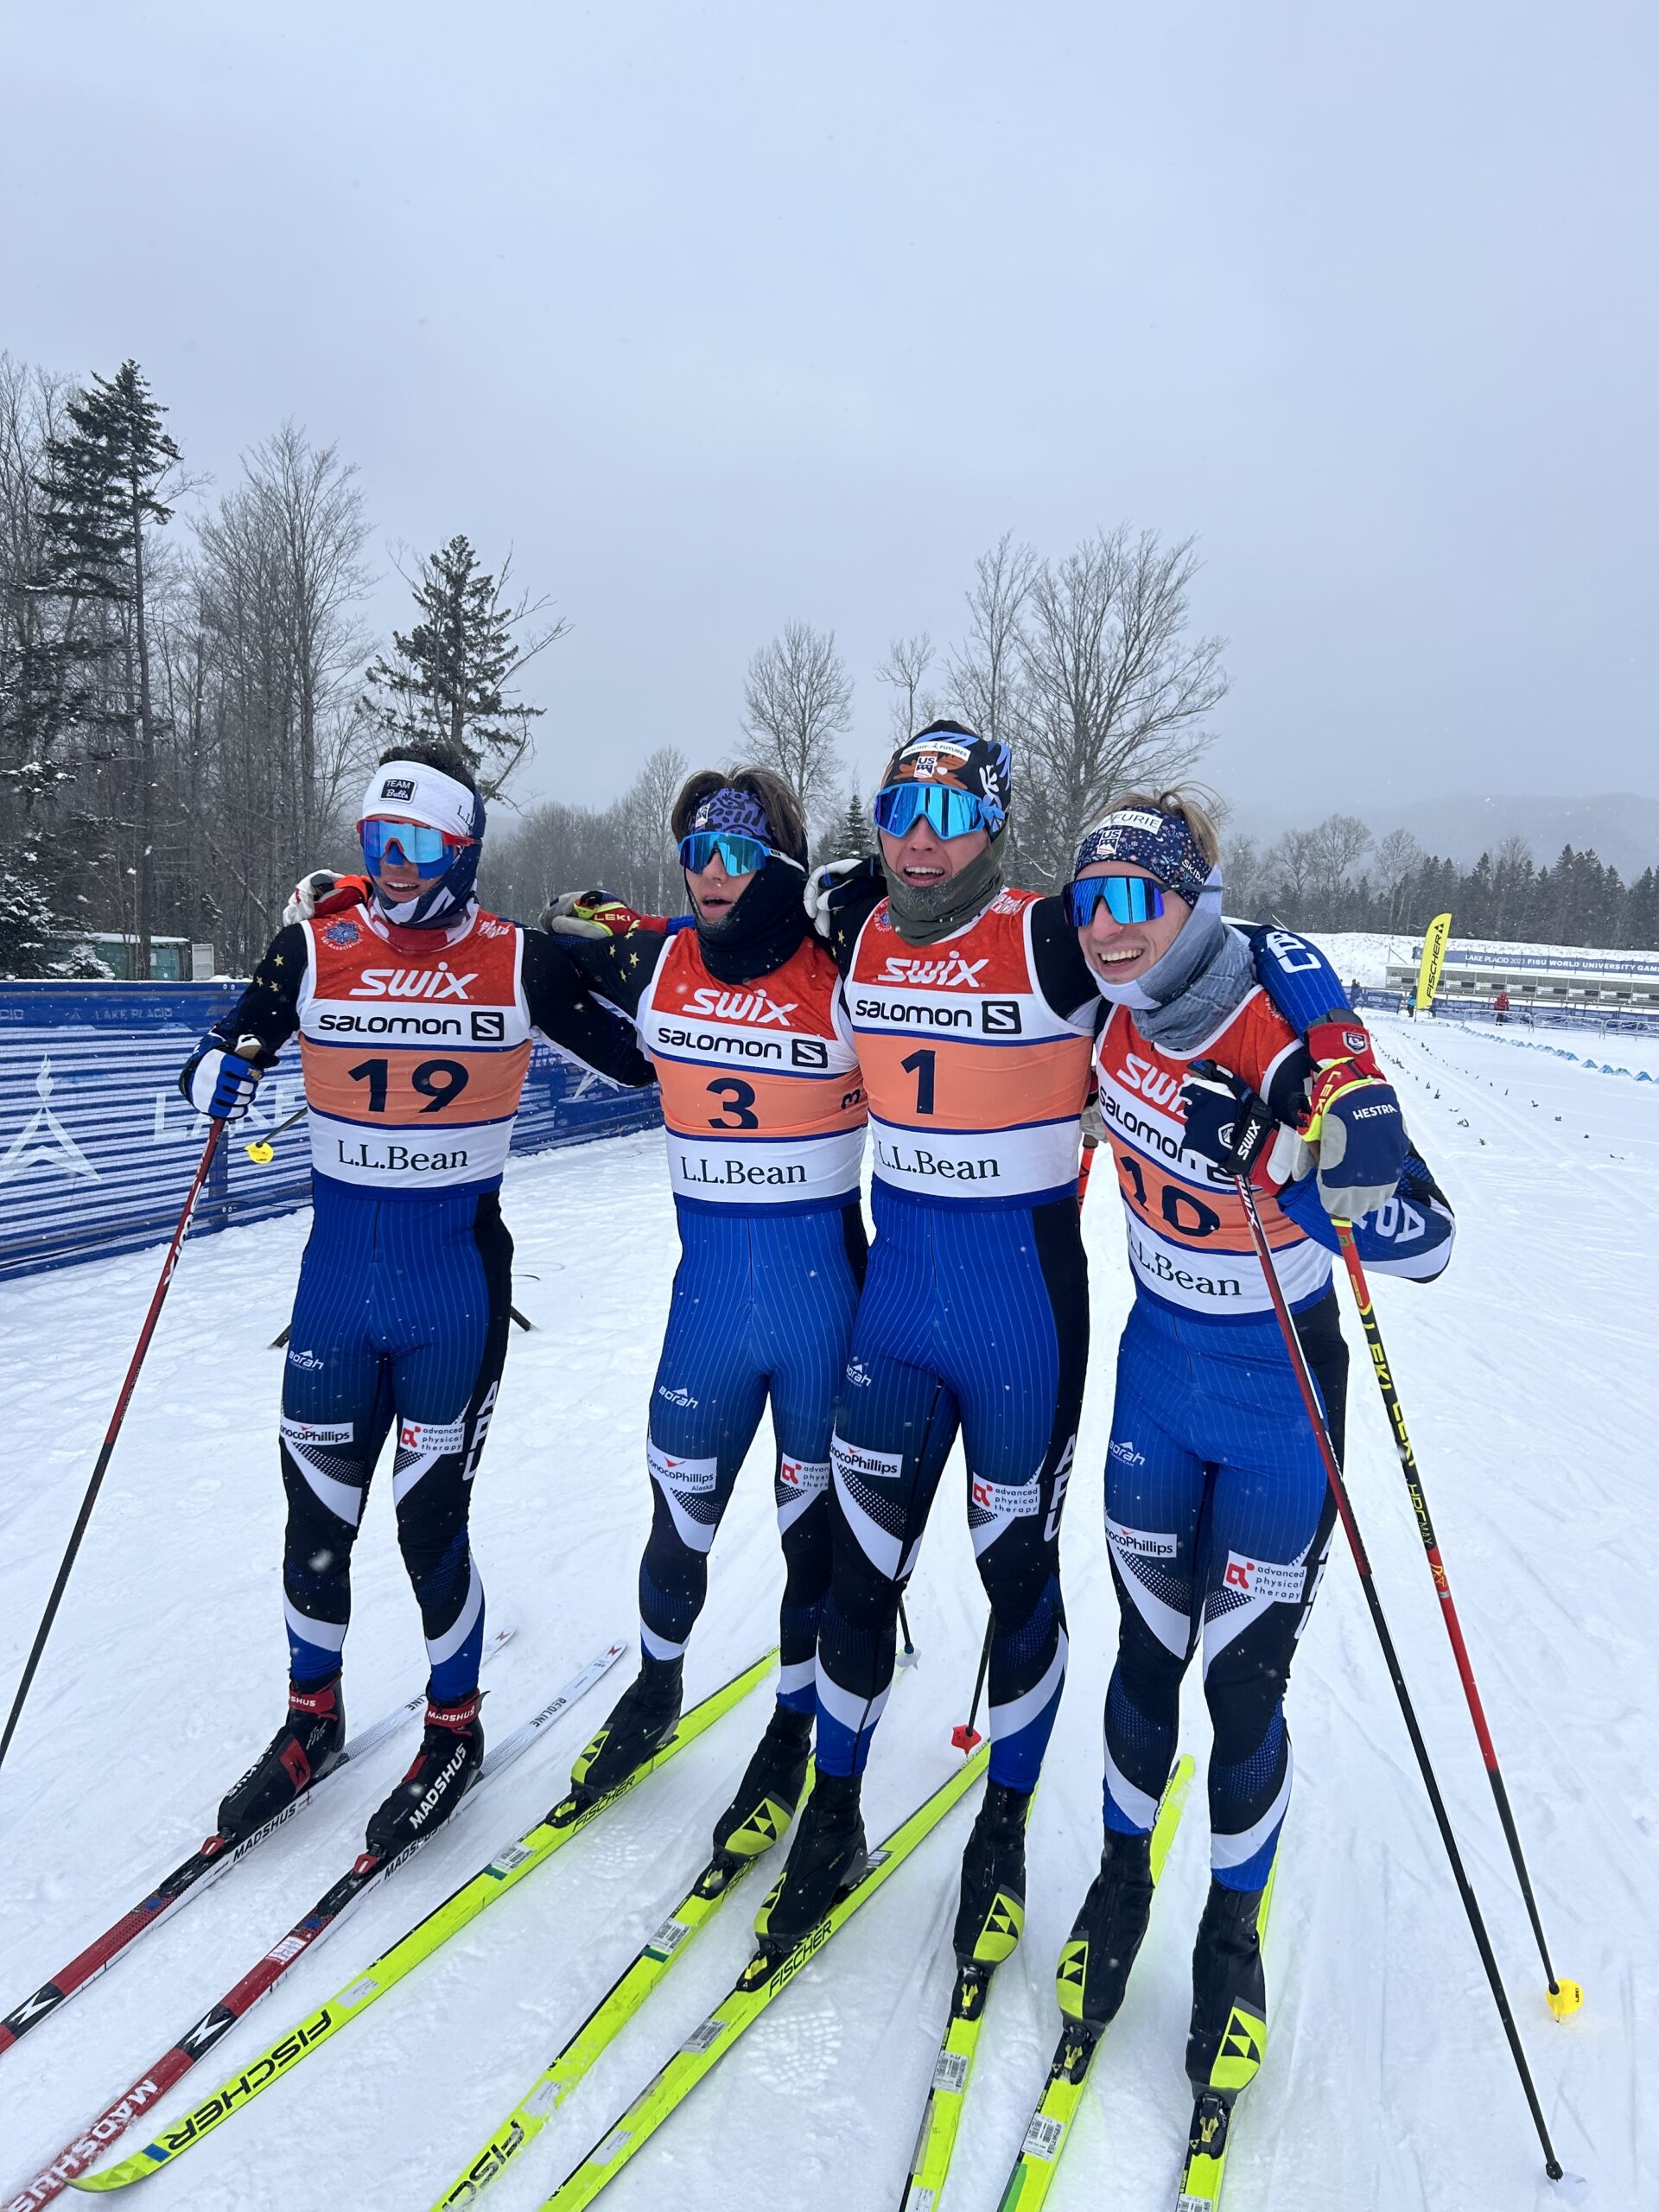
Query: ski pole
1 1097 241 1787
245 1103 307 1164
950 1619 993 1753
1233 1173 1566 2180
896 1598 918 1669
1334 1224 1580 2018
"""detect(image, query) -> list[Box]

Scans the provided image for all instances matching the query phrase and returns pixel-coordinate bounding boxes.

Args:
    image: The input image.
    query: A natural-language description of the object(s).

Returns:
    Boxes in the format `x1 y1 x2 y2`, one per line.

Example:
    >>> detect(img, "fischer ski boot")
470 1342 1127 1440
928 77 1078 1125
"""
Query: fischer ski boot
753 1767 867 1951
364 1689 484 1860
951 1779 1031 1967
1185 1878 1268 2094
569 1657 682 1802
711 1702 813 1862
216 1674 346 1846
1057 1825 1156 2030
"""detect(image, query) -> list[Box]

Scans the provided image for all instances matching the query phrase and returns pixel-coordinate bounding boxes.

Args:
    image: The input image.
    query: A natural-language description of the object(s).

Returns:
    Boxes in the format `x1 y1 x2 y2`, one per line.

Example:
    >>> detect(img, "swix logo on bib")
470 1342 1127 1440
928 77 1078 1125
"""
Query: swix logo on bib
297 906 532 1193
1094 995 1330 1318
637 930 863 1209
847 893 1093 1206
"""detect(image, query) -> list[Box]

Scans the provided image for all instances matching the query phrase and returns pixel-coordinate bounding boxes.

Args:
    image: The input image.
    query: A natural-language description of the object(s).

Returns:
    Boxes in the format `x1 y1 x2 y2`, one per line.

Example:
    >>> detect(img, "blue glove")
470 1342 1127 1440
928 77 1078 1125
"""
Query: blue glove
1181 1065 1279 1179
186 1043 263 1122
1306 1064 1407 1221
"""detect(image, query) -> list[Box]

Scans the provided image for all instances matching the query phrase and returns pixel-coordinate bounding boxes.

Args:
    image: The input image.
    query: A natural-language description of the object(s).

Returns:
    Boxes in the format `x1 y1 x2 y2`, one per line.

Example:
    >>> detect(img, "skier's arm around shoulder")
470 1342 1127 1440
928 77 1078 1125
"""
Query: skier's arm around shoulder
1029 893 1107 1029
519 926 657 1086
533 905 668 1020
178 923 307 1118
805 854 886 976
1277 1143 1458 1284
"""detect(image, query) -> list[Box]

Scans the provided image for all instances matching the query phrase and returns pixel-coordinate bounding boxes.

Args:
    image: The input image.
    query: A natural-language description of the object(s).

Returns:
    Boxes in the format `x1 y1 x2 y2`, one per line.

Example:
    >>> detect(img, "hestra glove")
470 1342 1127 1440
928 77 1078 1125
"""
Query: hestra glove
1301 1014 1407 1221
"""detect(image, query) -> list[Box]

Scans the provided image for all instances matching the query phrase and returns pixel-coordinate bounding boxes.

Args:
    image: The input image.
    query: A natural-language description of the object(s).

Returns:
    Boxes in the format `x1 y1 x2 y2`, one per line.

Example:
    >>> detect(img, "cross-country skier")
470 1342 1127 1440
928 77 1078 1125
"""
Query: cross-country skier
179 742 653 1859
538 769 868 1860
757 722 1103 1955
1058 790 1454 2102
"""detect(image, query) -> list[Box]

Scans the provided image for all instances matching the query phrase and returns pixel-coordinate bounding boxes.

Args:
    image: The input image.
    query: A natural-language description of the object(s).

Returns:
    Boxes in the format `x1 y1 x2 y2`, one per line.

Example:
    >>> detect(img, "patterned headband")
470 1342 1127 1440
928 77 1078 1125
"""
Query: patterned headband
1071 807 1211 907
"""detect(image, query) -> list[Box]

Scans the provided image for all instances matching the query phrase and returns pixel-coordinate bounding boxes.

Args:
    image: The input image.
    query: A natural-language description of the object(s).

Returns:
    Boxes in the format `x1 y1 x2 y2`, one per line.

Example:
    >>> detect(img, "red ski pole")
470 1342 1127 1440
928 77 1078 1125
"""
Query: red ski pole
1 1091 242 1787
1334 1224 1580 2018
1232 1173 1567 2181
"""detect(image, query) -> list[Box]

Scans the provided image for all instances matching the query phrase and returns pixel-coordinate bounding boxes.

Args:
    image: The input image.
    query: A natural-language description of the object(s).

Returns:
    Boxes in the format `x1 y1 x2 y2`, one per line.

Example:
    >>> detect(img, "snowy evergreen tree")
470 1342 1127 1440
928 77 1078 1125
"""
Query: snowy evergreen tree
363 535 566 797
0 867 57 976
831 788 873 859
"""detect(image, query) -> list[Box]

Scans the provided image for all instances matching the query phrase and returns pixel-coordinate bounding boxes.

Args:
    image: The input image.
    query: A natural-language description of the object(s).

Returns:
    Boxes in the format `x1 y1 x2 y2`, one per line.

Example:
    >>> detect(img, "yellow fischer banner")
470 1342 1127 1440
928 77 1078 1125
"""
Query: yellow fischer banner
1415 912 1452 1010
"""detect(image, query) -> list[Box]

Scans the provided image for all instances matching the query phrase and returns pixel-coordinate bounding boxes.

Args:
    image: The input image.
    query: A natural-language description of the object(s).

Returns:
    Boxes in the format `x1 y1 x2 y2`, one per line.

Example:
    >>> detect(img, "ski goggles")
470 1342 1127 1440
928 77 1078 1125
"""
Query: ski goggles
677 830 803 876
872 782 995 841
1065 873 1167 927
359 817 474 874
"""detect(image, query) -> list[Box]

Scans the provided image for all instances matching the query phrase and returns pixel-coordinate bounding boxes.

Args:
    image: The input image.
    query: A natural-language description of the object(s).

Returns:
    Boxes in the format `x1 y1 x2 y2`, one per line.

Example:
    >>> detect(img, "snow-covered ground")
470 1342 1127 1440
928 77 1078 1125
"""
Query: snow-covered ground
3 1018 1655 2210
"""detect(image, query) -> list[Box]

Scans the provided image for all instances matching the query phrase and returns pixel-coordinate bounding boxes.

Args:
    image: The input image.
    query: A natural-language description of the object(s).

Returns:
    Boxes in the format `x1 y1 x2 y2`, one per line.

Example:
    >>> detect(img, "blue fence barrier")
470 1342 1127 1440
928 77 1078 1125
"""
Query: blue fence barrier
1353 988 1659 1039
0 982 661 1283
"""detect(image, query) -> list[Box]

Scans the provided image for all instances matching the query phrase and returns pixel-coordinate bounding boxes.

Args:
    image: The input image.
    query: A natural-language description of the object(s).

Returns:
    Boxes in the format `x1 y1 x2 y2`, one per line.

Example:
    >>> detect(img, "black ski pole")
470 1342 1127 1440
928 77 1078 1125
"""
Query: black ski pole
950 1619 993 1753
2 1098 241 1787
1335 1224 1580 2018
1234 1173 1566 2180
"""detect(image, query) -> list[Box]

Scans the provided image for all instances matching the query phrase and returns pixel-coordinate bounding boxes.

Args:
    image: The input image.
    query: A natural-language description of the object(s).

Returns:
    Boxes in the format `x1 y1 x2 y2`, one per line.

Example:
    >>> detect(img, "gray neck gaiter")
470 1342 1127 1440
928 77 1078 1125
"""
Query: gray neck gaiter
883 836 1006 947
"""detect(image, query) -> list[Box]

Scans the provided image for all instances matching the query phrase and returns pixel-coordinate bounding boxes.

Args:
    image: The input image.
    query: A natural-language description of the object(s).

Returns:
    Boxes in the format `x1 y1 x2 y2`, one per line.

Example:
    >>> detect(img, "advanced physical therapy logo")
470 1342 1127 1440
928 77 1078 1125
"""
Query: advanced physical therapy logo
0 1058 99 1187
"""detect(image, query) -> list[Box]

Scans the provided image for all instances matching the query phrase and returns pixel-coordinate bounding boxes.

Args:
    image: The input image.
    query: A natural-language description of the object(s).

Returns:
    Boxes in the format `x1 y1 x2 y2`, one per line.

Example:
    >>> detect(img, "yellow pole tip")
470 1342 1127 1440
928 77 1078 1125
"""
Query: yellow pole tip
1547 1978 1585 2020
245 1141 275 1164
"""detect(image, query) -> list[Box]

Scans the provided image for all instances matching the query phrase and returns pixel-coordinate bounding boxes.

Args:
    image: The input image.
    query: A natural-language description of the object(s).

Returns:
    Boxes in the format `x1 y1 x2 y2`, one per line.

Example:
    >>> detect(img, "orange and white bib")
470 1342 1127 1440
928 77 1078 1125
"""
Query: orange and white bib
1095 990 1330 1316
635 930 864 1207
296 906 532 1192
842 891 1095 1205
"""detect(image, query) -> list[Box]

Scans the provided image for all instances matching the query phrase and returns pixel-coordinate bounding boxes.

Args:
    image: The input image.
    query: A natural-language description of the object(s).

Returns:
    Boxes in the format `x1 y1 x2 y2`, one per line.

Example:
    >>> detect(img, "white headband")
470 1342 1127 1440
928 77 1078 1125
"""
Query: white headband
359 759 478 842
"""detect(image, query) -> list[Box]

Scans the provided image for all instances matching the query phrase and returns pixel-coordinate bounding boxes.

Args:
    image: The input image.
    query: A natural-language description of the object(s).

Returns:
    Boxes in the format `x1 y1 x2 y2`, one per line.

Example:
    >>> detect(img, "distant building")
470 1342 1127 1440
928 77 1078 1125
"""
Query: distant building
1385 941 1659 1010
47 933 216 983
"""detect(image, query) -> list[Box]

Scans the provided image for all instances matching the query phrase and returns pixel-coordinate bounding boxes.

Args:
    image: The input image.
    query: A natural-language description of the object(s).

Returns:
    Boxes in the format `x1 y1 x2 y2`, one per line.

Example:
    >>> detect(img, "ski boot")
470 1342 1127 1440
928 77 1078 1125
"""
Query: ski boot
1056 1825 1156 2030
753 1768 867 1952
216 1674 346 1846
711 1702 813 1862
1185 1878 1268 2094
364 1689 485 1860
951 1780 1031 1968
569 1656 683 1802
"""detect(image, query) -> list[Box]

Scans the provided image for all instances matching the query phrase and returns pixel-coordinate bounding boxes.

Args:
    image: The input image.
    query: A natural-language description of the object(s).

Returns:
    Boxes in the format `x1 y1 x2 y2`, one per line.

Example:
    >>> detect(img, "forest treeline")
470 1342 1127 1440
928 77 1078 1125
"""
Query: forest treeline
3 350 1653 976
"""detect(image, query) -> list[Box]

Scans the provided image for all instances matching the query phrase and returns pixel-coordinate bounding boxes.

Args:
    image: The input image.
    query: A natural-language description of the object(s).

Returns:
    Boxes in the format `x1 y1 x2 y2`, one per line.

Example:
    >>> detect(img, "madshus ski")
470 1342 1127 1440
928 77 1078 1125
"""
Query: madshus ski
60 1649 773 2202
9 1642 624 2212
0 1629 517 2064
426 1783 805 2209
1173 1867 1277 2210
995 1756 1195 2212
533 1745 991 2212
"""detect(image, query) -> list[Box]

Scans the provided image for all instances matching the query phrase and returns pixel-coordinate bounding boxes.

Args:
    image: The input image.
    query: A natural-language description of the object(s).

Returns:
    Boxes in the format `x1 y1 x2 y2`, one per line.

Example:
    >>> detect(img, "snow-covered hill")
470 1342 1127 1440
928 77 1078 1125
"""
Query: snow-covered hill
3 1023 1651 2209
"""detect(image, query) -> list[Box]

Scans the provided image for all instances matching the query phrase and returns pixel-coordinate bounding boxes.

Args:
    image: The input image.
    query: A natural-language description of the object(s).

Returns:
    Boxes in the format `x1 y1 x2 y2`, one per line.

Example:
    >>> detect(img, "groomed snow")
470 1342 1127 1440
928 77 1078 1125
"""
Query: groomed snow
3 1017 1654 2209
1300 930 1657 990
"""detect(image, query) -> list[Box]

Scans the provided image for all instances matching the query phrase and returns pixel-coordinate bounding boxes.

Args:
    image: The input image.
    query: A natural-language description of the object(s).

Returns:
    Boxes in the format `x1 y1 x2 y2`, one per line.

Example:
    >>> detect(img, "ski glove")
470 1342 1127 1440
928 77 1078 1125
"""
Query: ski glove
187 1044 263 1122
539 889 645 938
1182 1065 1309 1183
283 870 371 926
805 853 881 938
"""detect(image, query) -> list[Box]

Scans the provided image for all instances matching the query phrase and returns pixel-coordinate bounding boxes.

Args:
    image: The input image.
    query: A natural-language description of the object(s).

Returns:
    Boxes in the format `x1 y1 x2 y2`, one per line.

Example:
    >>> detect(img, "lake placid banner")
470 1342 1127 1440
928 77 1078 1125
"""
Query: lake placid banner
0 982 661 1282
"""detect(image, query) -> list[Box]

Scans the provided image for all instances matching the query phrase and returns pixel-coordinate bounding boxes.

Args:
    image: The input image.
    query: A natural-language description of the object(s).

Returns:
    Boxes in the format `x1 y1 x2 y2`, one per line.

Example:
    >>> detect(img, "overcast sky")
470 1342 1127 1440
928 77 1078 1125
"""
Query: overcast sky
5 2 1656 825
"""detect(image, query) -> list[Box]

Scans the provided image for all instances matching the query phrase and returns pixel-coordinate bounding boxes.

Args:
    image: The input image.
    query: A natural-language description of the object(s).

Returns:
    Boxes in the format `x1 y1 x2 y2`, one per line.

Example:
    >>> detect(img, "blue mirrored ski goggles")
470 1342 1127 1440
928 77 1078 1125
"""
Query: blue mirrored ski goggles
677 830 801 877
872 782 995 841
359 817 473 874
1065 873 1167 927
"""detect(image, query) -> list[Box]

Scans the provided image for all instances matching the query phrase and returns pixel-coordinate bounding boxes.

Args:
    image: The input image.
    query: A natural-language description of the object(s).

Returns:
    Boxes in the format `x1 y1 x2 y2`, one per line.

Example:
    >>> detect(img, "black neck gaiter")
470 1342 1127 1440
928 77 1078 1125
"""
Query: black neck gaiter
695 856 810 982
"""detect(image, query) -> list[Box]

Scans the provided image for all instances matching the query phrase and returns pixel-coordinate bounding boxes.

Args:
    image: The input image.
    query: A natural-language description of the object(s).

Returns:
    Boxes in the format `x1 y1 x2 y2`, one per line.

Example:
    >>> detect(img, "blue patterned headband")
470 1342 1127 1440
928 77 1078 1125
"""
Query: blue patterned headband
1072 807 1211 907
690 785 773 843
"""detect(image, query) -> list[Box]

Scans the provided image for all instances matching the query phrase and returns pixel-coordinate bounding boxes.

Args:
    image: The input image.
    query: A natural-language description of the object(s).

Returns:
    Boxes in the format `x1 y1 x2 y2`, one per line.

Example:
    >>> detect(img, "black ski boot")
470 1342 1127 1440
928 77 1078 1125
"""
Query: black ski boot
1185 1878 1268 2093
753 1768 867 1951
1056 1826 1156 2030
569 1656 683 1802
951 1780 1032 1967
216 1674 345 1846
711 1703 813 1862
364 1689 484 1860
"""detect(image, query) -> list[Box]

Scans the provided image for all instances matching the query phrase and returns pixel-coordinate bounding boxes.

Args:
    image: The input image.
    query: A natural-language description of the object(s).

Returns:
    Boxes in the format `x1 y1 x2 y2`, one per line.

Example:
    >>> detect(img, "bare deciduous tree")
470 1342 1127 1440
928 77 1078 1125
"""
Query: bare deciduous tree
945 532 1034 753
1013 528 1230 886
876 632 939 748
1306 812 1371 908
741 620 852 821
